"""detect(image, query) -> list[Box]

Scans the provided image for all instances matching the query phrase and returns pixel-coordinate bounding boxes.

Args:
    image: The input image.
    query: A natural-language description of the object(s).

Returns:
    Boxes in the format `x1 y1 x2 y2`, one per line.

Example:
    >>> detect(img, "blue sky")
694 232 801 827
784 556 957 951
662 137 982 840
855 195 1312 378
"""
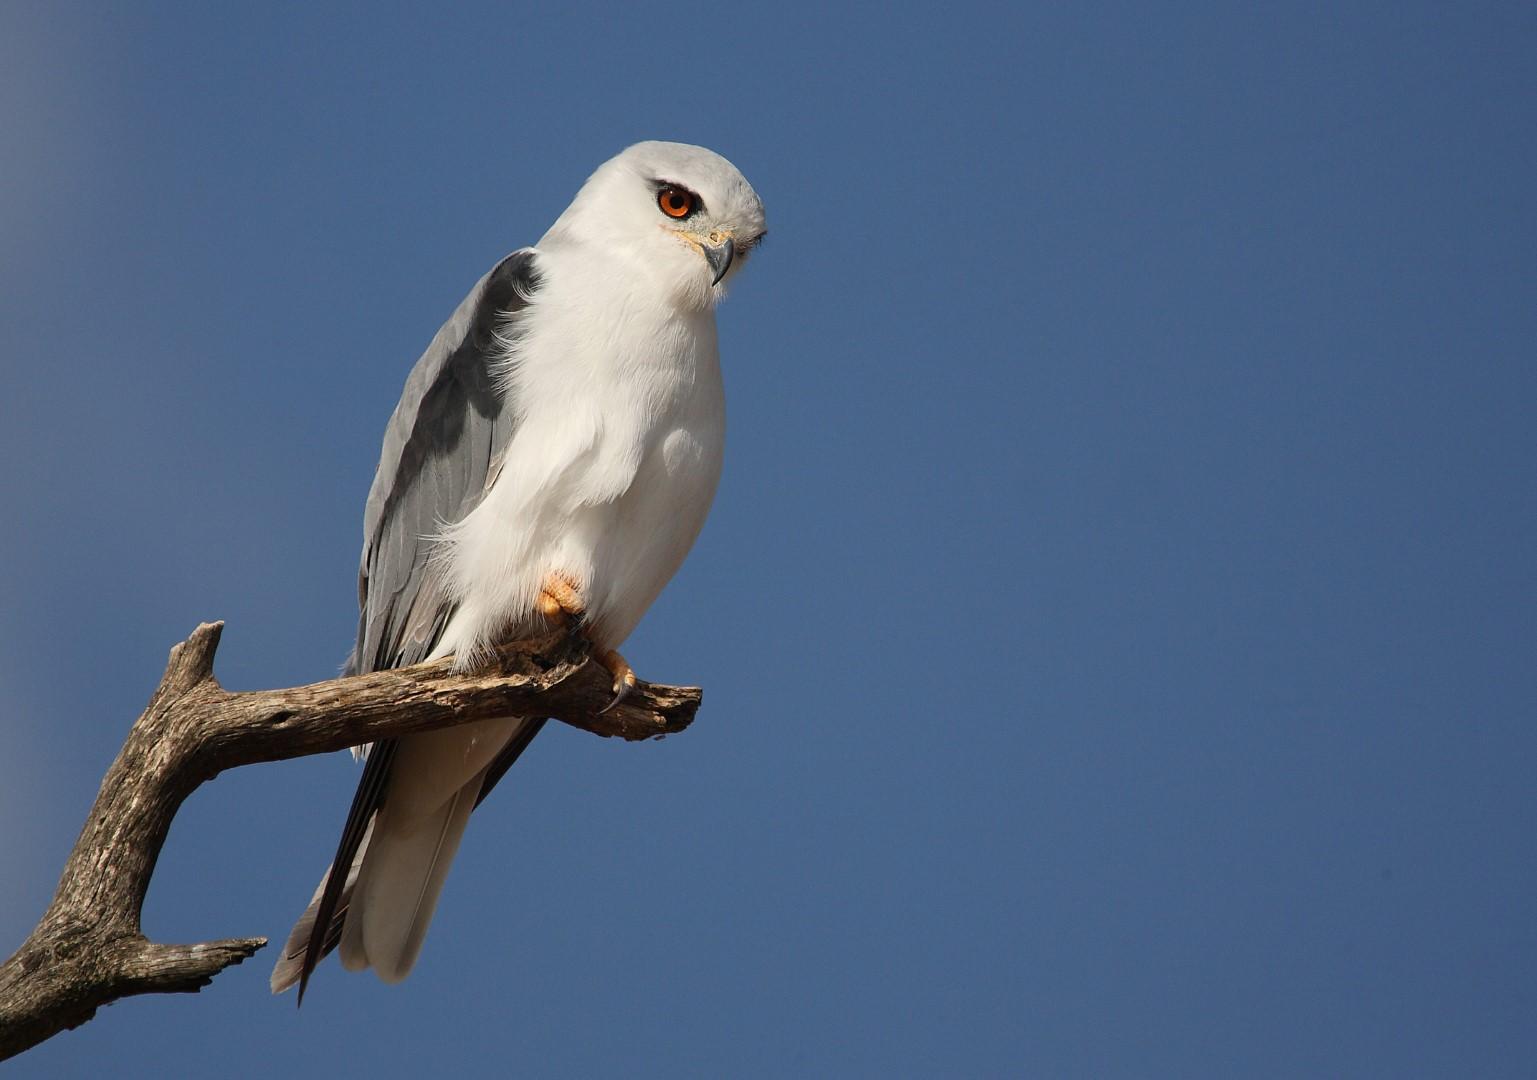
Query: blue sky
3 3 1534 1076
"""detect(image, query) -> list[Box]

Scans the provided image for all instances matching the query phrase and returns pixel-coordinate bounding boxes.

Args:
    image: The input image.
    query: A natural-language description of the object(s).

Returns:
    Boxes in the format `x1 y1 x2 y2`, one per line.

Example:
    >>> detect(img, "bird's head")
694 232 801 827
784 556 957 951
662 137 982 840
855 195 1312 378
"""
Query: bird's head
542 141 767 309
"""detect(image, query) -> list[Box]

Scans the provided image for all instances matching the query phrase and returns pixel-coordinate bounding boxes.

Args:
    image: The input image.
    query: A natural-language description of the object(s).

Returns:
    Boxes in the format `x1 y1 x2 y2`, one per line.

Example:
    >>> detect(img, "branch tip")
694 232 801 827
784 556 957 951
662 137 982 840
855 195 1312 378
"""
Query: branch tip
159 621 224 693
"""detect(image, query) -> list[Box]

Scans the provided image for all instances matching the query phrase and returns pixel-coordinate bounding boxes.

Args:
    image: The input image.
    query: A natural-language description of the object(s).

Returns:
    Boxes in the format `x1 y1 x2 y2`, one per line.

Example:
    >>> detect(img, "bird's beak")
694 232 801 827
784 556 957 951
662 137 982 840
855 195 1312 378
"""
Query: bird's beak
704 235 735 286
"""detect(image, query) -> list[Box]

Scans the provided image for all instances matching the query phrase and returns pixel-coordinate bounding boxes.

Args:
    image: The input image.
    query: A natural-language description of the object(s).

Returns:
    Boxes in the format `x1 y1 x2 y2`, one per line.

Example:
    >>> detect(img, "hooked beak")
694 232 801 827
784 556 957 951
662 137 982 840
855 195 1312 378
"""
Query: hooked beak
704 235 735 286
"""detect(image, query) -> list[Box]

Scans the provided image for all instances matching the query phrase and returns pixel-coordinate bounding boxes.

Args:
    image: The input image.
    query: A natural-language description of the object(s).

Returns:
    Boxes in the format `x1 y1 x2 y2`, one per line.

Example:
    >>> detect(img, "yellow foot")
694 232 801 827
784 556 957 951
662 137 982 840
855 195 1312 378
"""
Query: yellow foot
534 573 639 710
536 571 586 624
596 648 638 713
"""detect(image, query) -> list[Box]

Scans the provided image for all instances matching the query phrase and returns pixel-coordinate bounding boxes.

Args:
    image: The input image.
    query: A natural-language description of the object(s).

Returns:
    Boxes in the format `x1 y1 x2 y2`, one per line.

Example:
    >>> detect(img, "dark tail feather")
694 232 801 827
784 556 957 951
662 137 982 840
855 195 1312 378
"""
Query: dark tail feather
289 739 399 1003
270 818 373 994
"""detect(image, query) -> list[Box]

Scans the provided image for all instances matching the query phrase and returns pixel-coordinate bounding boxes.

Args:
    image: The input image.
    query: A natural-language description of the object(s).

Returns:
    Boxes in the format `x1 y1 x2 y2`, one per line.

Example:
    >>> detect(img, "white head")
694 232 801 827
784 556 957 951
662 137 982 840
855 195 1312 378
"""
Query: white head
540 141 767 309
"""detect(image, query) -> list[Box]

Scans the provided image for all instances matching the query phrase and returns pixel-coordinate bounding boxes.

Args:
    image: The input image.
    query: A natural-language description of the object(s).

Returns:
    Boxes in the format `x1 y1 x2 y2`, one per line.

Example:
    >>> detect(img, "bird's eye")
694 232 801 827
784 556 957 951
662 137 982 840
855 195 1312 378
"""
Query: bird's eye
657 186 696 220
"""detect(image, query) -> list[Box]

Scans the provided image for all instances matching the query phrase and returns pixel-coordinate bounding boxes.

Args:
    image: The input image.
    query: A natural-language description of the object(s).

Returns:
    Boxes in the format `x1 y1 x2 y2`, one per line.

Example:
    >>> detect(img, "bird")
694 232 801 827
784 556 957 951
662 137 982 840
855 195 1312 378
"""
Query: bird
269 141 766 999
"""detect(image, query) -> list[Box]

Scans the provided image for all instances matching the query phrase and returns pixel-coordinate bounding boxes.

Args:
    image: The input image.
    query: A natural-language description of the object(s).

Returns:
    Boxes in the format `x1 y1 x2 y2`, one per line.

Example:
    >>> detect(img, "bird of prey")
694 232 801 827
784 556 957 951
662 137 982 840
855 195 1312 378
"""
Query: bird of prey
270 142 766 998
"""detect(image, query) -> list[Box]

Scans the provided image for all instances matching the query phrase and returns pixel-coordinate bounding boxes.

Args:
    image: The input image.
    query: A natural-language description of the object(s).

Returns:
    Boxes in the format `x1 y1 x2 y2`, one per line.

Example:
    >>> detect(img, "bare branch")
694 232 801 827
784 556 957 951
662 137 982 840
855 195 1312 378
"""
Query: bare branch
0 622 700 1061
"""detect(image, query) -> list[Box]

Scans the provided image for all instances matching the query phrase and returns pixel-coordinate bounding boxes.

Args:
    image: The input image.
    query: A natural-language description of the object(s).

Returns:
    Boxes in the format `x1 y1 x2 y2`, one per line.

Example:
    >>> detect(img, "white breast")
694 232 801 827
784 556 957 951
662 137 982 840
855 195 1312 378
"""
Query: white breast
433 246 725 667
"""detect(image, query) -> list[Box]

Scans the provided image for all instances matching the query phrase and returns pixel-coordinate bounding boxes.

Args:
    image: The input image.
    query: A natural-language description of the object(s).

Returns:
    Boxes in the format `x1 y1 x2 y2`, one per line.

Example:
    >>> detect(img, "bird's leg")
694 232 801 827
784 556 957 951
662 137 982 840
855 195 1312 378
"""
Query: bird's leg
536 572 636 711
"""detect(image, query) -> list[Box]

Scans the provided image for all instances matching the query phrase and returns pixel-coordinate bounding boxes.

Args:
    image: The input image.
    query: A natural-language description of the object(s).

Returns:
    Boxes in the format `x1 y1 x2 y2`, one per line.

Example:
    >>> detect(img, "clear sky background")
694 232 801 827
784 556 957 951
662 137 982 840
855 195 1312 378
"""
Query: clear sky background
2 3 1534 1077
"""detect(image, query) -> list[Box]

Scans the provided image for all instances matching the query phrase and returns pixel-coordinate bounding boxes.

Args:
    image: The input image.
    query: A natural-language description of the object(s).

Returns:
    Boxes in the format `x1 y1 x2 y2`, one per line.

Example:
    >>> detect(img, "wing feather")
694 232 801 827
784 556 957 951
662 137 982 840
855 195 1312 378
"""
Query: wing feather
287 249 543 999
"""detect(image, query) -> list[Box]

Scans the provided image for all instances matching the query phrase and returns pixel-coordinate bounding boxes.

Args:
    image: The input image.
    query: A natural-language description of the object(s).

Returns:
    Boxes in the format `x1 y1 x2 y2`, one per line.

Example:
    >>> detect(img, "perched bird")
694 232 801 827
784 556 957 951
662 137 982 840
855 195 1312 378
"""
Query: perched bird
271 142 766 998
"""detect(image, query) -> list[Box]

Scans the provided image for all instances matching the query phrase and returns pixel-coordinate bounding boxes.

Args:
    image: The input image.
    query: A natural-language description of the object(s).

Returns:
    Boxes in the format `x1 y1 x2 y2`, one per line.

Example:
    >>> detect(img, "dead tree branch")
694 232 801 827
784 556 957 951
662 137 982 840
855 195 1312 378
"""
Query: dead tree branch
0 621 700 1061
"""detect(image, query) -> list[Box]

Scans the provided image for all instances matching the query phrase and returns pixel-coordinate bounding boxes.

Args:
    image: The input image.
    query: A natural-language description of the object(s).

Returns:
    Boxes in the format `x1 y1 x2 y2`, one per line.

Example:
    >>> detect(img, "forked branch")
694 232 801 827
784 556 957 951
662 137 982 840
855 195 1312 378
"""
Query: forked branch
0 622 700 1060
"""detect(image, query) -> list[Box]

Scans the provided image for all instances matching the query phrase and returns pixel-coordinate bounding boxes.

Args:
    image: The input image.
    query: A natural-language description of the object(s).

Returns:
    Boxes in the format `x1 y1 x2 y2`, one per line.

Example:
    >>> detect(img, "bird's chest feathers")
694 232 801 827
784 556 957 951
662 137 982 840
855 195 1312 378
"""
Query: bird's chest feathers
502 280 721 496
448 278 724 644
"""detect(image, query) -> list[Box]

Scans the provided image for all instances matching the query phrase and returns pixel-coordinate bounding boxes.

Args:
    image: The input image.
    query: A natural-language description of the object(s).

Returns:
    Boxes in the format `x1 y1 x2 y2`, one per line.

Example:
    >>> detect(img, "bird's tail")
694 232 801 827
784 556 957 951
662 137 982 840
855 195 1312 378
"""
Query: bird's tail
272 715 531 994
271 774 485 991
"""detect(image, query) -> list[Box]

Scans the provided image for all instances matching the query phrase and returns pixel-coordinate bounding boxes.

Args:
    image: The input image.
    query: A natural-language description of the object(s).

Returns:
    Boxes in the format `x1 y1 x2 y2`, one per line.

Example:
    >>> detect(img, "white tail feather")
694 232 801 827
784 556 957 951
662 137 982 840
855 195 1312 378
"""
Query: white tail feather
346 774 483 982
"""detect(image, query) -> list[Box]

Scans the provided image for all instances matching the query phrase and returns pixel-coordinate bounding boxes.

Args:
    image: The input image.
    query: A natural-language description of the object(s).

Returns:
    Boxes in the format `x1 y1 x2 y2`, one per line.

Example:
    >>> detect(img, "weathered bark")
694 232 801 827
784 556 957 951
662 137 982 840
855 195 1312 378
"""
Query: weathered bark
0 621 700 1060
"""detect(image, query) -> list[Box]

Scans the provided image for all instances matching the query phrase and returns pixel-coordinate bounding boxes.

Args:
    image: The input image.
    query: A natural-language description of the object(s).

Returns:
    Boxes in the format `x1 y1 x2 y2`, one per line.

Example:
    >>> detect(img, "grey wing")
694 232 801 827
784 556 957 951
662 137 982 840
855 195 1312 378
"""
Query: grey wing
283 248 543 1001
351 247 543 674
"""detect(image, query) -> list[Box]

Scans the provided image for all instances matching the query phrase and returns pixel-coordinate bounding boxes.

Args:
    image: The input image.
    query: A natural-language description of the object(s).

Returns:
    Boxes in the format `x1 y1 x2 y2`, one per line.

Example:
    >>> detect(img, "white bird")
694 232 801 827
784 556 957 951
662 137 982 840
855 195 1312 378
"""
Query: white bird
271 142 766 998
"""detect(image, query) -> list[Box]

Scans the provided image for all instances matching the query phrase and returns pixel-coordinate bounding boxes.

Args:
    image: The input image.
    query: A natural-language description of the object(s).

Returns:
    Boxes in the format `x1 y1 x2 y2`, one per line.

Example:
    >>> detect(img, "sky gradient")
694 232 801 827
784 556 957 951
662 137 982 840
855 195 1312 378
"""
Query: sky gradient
3 3 1535 1076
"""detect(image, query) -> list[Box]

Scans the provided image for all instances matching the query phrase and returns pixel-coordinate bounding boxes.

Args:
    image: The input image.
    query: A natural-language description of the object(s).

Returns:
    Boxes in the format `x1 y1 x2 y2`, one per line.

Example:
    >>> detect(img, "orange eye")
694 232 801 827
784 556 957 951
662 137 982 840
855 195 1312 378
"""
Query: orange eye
658 186 696 219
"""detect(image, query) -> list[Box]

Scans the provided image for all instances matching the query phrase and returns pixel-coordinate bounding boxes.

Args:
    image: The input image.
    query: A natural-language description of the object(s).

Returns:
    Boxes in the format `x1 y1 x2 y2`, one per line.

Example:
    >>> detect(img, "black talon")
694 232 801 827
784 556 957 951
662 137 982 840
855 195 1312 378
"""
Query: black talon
599 677 634 715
